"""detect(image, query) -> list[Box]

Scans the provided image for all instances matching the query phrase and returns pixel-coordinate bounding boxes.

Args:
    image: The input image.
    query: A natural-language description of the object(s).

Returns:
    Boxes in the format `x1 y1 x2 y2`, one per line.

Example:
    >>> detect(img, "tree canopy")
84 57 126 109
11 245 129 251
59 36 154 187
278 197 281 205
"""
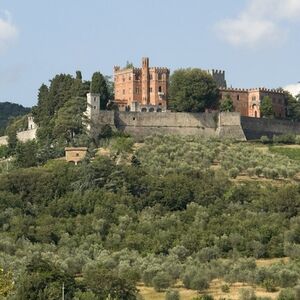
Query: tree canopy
90 72 109 110
168 68 219 112
220 94 234 112
260 96 274 118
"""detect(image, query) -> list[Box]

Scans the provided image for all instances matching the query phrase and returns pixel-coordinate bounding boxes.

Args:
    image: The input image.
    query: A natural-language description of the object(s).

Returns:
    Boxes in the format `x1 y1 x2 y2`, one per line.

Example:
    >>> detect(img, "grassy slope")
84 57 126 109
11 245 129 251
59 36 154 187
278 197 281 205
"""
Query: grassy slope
139 258 289 300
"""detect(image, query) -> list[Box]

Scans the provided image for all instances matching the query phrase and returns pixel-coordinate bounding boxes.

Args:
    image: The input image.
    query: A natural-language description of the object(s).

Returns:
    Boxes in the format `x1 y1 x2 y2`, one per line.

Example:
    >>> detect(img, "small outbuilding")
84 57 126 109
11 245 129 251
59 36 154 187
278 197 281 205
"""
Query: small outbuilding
65 147 88 165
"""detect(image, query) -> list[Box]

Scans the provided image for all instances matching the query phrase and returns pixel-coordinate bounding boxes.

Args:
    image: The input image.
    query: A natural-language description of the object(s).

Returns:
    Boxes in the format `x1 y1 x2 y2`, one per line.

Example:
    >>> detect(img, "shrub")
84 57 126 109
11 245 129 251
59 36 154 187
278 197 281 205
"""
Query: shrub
152 272 173 292
0 145 9 158
190 275 209 291
221 284 230 293
273 134 296 144
277 288 296 300
262 279 277 292
229 168 239 178
295 135 300 145
165 289 180 300
278 269 298 288
260 136 271 144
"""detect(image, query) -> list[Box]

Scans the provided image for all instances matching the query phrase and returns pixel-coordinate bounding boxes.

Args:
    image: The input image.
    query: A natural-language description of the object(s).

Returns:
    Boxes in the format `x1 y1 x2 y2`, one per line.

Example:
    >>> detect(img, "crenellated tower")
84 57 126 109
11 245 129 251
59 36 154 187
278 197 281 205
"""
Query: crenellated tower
142 57 150 104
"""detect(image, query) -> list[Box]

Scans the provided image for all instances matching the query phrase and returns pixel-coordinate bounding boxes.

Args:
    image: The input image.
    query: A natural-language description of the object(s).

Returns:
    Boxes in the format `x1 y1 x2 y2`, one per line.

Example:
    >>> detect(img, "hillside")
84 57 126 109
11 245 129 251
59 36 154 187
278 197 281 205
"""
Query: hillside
0 102 30 135
1 135 300 299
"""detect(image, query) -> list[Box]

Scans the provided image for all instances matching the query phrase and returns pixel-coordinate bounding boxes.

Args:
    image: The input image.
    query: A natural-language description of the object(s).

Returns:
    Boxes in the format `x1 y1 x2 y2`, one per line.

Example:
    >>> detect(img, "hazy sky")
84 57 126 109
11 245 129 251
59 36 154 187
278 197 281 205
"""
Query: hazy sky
1 0 300 107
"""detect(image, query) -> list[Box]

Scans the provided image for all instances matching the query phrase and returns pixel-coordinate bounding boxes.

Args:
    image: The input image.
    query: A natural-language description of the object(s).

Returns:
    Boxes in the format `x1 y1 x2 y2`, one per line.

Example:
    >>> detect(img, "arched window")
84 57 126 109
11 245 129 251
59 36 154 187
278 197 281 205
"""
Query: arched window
149 107 155 112
158 86 162 93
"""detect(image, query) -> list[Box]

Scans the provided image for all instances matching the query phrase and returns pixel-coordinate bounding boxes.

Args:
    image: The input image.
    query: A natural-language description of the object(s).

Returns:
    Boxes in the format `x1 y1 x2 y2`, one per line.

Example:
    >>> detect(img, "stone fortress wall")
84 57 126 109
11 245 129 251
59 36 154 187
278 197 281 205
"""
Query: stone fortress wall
2 92 300 146
0 128 37 146
92 110 300 141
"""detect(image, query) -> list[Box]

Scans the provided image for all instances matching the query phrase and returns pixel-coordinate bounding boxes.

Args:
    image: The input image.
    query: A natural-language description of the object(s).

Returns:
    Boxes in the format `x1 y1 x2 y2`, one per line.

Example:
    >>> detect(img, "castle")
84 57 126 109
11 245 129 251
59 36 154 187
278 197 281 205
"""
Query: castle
220 87 286 118
113 57 286 118
0 57 294 146
113 57 170 112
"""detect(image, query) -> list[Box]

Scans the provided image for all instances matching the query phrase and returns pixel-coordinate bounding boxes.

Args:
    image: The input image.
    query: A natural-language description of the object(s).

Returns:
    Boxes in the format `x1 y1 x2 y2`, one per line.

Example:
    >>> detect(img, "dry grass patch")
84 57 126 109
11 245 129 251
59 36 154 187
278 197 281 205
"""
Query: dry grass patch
138 279 281 300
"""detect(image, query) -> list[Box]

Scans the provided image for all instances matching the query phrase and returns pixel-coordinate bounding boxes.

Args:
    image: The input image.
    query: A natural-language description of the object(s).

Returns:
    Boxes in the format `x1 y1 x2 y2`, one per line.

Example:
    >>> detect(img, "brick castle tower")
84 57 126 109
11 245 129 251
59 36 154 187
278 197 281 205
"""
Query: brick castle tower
114 57 170 111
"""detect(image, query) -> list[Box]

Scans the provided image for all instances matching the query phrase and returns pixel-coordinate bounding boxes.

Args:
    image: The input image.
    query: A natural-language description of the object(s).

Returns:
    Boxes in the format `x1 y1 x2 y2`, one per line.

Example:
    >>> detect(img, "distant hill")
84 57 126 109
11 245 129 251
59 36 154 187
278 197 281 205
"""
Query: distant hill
0 102 31 135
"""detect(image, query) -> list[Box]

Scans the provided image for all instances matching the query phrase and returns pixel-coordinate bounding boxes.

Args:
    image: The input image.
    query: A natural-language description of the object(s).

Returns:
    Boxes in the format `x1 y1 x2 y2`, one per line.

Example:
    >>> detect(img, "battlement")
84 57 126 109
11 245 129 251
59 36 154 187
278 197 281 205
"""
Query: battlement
210 69 225 75
150 67 170 73
221 87 285 94
220 87 248 92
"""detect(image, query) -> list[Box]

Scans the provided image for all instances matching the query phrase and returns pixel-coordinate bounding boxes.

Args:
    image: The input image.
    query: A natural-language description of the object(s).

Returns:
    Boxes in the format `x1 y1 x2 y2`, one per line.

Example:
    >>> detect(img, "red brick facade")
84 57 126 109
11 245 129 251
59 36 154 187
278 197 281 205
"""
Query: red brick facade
220 88 286 118
114 57 170 111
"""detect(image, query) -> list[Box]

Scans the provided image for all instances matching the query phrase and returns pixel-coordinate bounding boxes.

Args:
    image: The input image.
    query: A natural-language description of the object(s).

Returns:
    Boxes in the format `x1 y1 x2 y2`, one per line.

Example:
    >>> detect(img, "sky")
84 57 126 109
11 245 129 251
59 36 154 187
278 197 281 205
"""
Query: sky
0 0 300 107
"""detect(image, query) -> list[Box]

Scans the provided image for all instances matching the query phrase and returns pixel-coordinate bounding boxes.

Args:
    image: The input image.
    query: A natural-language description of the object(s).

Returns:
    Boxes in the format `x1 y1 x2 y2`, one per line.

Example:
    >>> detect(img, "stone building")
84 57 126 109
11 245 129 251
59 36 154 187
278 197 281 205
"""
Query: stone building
65 147 87 165
207 70 227 88
220 88 286 118
114 57 170 112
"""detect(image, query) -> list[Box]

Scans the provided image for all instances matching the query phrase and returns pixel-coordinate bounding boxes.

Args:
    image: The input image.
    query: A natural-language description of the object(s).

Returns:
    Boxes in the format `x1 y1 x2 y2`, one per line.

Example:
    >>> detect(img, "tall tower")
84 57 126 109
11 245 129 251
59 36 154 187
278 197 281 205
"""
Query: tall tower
85 93 100 131
142 57 150 104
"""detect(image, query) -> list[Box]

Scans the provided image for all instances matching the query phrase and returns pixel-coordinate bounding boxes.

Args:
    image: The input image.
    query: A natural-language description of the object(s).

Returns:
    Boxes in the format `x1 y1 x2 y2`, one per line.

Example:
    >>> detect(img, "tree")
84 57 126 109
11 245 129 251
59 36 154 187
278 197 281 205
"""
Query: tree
260 96 274 118
169 68 219 112
83 264 137 300
220 95 234 112
53 96 87 143
90 72 109 109
0 268 14 297
15 140 38 168
152 272 173 292
285 91 300 121
15 256 76 300
76 70 82 81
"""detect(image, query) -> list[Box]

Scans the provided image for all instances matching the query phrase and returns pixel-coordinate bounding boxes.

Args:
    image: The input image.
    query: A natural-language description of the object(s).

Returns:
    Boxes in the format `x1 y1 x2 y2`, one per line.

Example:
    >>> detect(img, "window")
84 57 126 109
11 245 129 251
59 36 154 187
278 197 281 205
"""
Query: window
94 97 97 102
150 87 153 93
252 96 256 101
76 153 79 157
135 74 140 80
158 73 162 80
150 74 153 80
237 95 240 101
158 86 162 93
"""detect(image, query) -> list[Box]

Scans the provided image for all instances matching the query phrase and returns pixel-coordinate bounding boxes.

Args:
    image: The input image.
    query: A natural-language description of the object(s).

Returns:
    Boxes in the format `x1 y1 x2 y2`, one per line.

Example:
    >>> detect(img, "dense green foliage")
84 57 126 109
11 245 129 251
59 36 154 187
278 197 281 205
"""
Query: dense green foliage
31 74 91 147
260 96 274 118
0 102 30 136
1 136 300 298
220 95 234 112
169 69 219 112
90 72 110 110
285 91 300 121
